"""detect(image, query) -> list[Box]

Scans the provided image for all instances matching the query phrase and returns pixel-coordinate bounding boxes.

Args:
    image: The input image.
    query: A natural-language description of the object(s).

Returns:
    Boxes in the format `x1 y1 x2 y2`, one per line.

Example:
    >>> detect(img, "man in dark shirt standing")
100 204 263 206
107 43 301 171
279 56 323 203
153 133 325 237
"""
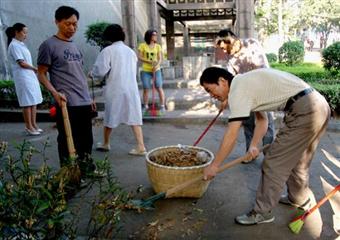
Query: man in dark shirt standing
37 6 96 176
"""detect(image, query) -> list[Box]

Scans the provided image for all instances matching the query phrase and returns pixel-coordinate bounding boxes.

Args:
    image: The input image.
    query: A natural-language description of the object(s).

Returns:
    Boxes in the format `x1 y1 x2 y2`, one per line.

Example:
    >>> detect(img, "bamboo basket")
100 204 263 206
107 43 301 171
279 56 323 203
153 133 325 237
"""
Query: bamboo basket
146 145 214 198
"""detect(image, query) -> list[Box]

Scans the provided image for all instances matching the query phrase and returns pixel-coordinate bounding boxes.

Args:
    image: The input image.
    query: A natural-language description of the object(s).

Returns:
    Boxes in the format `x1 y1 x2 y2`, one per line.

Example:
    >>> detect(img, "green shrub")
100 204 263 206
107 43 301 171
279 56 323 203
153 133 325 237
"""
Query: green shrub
311 82 340 112
271 63 327 82
322 41 340 74
271 63 340 113
0 80 53 109
278 41 305 65
85 22 111 50
266 53 277 63
0 80 17 101
0 140 131 239
0 141 76 239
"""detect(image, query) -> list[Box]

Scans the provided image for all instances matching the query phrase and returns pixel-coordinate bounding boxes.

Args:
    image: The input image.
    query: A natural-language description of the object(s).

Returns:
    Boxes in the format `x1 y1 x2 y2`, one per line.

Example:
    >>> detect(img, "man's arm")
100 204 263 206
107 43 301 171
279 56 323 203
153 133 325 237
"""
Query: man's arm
204 120 242 180
248 112 268 157
37 65 65 106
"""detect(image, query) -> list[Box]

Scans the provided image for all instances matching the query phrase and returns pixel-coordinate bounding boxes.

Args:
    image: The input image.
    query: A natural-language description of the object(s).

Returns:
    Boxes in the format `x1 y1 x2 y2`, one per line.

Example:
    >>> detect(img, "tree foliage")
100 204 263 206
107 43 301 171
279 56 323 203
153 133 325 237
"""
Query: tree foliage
85 22 111 50
255 0 340 45
299 0 340 44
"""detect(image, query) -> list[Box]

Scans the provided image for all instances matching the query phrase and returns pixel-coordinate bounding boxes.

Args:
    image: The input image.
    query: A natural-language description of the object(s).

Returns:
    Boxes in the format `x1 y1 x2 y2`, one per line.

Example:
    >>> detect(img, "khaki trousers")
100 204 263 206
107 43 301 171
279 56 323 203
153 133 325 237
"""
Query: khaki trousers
254 91 330 213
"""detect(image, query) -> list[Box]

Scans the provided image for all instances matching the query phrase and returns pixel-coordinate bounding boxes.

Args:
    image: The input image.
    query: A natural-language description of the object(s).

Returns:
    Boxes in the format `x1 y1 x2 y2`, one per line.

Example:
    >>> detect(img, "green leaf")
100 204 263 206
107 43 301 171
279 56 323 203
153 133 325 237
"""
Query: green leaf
36 202 50 213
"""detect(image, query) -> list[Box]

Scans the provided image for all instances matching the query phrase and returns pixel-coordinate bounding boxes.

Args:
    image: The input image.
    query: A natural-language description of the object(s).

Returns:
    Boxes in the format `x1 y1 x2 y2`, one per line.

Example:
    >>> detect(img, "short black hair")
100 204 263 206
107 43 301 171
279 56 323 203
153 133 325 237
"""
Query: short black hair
144 29 157 44
200 67 234 86
103 24 125 43
5 22 26 46
55 6 79 21
217 28 237 38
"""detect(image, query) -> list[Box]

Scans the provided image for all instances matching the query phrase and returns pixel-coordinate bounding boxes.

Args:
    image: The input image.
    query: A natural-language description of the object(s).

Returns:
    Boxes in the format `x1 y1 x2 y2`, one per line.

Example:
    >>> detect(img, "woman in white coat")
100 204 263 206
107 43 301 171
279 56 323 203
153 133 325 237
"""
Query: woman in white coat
6 23 43 136
91 24 146 155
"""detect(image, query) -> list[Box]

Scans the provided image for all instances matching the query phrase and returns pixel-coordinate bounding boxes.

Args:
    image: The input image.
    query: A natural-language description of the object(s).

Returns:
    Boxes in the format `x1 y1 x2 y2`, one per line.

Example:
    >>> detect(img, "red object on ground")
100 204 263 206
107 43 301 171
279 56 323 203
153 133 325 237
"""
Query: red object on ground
49 106 56 118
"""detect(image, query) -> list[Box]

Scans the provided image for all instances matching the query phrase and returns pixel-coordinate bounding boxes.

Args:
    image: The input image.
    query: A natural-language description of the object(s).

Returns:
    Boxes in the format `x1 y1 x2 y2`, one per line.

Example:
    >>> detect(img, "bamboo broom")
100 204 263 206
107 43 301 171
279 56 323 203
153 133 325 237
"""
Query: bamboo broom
54 100 81 189
288 183 340 234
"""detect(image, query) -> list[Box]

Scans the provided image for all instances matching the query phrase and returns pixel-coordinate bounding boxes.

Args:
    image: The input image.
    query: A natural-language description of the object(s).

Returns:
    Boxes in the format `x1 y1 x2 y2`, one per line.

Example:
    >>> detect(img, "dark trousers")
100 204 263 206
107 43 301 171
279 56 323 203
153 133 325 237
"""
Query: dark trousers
56 105 94 171
242 112 275 151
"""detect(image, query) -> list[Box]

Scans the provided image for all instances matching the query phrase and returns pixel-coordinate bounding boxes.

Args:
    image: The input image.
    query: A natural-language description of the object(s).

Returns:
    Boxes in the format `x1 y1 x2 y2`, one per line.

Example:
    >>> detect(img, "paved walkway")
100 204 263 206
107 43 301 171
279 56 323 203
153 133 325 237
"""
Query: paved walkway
1 121 339 239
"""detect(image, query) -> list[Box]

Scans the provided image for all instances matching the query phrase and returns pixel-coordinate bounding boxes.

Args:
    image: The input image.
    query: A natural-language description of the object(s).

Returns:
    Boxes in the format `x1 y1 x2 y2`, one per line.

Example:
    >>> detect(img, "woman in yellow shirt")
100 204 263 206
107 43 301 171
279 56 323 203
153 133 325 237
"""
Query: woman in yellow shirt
138 29 165 113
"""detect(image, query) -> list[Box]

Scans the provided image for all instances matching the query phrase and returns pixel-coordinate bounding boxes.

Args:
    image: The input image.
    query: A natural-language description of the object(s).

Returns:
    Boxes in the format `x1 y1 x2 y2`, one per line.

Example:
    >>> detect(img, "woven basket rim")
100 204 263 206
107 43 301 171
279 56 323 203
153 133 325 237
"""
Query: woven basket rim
146 145 214 170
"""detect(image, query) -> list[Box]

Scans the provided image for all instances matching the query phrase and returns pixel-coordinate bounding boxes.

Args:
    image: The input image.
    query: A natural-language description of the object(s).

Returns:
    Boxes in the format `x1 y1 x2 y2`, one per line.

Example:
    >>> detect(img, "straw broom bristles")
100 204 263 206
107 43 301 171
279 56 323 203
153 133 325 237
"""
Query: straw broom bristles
288 183 340 234
288 209 307 234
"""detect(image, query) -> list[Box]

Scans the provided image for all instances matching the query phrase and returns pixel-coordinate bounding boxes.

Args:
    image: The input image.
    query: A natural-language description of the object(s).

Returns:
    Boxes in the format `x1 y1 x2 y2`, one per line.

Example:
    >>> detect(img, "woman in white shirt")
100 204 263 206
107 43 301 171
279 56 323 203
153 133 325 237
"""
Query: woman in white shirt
90 24 146 155
6 23 43 136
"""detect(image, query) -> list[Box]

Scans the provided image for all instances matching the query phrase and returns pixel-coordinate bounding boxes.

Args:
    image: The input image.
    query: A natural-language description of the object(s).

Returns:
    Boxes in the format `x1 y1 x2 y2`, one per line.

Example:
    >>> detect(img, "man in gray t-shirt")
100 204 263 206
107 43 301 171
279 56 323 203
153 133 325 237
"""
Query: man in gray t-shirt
37 6 96 175
38 36 91 106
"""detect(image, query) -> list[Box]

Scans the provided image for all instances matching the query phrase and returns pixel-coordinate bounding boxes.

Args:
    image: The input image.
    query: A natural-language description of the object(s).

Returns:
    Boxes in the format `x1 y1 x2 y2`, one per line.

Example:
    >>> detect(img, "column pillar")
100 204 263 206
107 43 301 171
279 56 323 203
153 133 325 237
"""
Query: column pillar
121 0 137 49
183 26 190 56
149 0 158 30
235 0 254 38
165 18 175 60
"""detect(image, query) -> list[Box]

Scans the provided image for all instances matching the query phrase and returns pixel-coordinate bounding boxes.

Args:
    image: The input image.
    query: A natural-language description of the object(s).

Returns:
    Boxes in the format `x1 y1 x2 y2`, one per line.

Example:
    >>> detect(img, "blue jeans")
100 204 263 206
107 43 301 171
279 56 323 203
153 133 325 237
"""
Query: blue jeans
140 70 163 89
243 112 275 151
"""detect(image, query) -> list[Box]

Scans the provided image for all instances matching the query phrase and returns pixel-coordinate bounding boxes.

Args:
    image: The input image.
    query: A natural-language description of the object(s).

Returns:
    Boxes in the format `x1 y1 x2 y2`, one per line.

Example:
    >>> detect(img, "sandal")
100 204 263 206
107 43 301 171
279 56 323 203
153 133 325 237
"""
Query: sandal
128 148 147 156
96 143 110 152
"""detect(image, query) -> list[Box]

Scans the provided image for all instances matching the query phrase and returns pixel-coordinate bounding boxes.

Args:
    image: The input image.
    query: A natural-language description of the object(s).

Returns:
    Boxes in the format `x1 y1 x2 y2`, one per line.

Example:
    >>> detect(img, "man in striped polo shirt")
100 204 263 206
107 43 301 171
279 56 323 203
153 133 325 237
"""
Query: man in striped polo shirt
200 67 330 225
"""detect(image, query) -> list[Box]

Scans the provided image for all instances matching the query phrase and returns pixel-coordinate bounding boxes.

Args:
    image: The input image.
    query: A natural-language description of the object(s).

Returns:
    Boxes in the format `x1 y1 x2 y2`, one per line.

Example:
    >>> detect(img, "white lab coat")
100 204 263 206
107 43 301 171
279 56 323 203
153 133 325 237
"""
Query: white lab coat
7 38 42 107
92 41 142 128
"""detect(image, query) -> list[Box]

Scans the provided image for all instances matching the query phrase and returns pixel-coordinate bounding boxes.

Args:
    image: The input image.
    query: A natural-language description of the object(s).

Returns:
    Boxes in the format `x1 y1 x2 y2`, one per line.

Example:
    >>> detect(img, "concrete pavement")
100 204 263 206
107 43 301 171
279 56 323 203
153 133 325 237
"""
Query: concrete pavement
0 120 339 239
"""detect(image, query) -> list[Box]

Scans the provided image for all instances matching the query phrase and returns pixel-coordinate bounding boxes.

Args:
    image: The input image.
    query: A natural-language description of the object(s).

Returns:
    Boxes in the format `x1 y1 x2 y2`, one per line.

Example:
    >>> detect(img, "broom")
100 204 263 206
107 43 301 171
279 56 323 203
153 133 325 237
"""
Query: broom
193 109 223 146
288 183 340 234
54 100 81 189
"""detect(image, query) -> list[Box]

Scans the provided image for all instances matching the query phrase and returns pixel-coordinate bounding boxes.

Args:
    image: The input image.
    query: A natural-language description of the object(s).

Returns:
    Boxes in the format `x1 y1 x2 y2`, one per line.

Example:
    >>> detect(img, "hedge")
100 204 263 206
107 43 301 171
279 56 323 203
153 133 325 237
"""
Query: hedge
0 80 53 109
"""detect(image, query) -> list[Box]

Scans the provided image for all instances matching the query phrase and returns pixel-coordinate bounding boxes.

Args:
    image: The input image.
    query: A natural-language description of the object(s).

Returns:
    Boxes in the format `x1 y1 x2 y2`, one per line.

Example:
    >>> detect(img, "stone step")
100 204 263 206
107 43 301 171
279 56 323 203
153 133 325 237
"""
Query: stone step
137 79 200 89
94 87 213 111
1 108 339 132
92 78 200 93
100 107 228 125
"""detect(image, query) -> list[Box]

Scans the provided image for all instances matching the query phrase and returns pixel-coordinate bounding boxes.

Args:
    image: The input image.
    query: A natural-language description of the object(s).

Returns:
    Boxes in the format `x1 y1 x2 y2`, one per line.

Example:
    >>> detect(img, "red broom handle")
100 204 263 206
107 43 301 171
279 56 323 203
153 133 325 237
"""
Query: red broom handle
193 109 223 146
302 183 340 220
151 69 156 112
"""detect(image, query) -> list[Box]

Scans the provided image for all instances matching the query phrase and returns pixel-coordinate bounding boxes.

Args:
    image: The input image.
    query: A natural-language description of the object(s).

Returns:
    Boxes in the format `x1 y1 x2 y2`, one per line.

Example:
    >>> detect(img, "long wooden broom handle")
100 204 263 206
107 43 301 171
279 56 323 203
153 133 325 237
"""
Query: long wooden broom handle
61 100 76 158
302 183 340 220
193 109 223 146
165 152 254 198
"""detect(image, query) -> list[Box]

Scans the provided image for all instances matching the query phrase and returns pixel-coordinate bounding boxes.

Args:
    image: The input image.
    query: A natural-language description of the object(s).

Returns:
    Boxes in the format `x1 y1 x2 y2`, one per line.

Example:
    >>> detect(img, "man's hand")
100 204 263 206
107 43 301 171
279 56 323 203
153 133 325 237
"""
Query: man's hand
88 71 93 79
91 101 97 112
203 162 219 181
53 92 67 107
247 146 260 161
